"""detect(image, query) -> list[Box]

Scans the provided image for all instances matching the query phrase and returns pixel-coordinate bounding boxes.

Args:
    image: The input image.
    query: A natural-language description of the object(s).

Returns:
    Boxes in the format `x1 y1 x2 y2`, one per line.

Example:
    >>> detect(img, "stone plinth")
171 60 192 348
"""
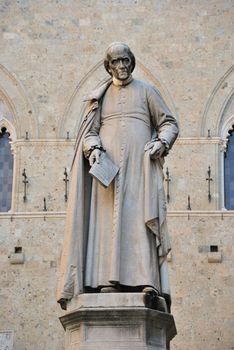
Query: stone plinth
59 293 176 350
0 330 14 350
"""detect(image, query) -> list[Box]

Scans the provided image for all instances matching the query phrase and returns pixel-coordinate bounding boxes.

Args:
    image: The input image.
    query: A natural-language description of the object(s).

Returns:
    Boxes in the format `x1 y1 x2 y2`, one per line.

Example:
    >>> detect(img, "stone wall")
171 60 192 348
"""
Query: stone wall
0 214 65 350
168 214 234 349
0 1 233 349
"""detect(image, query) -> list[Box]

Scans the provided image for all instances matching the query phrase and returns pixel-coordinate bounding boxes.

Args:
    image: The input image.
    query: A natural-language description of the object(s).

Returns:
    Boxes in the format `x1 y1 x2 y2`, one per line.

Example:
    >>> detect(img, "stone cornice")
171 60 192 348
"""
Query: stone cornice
0 210 234 220
168 210 234 217
0 211 66 219
175 137 222 145
12 139 76 147
11 137 224 147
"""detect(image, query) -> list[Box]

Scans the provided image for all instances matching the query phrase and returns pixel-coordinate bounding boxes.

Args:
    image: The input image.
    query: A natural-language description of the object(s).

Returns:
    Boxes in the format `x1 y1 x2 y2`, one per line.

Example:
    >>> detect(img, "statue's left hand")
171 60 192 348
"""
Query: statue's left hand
89 149 102 166
147 140 165 159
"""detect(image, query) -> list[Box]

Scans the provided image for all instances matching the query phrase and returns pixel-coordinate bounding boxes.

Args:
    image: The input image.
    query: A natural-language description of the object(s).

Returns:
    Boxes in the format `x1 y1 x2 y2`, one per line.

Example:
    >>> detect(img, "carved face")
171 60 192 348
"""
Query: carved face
108 45 132 81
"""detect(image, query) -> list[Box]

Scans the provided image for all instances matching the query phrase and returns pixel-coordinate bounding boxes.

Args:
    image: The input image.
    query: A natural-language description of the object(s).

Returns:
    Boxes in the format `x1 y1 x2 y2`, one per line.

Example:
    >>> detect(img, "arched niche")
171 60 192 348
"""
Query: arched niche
201 65 234 137
58 59 178 139
0 63 38 139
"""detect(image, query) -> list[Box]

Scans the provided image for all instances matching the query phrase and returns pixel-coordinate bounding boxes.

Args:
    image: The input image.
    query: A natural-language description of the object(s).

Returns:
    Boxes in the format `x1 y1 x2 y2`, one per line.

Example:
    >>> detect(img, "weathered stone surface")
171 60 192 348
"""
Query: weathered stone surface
0 216 65 350
60 294 176 350
167 214 234 349
67 293 147 311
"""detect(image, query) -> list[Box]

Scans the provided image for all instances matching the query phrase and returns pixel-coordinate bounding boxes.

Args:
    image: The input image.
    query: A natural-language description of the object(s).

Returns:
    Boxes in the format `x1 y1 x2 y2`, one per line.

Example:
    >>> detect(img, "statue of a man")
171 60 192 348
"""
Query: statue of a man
58 42 178 310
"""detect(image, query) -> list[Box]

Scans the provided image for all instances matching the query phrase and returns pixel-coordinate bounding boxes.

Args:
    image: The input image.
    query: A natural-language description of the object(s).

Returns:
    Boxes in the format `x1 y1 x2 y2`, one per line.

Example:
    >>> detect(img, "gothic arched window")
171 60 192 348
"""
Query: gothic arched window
224 126 234 210
0 127 13 212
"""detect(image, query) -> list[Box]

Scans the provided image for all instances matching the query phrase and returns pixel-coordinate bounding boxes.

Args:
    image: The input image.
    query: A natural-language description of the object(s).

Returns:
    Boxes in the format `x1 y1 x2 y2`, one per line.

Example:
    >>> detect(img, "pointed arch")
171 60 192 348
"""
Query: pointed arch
0 63 38 138
201 65 234 136
218 91 234 138
58 59 178 138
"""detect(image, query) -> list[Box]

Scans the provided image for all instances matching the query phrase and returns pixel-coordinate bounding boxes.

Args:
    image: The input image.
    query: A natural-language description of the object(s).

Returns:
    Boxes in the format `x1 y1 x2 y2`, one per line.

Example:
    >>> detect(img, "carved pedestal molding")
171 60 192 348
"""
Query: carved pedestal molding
0 330 14 350
60 293 176 350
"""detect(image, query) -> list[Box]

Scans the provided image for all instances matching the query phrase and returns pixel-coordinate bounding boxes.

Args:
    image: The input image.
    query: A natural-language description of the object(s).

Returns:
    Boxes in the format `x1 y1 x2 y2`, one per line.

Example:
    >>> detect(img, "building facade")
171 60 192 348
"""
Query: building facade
0 1 233 349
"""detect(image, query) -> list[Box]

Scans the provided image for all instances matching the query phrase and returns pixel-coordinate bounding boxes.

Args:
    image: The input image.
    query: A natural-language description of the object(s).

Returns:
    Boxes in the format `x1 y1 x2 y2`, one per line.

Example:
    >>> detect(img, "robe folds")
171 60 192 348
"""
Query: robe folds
58 77 179 301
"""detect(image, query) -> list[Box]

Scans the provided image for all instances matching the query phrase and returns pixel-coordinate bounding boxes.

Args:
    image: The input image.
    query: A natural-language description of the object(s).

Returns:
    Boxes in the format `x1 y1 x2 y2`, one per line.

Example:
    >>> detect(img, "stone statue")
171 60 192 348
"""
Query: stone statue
58 42 179 311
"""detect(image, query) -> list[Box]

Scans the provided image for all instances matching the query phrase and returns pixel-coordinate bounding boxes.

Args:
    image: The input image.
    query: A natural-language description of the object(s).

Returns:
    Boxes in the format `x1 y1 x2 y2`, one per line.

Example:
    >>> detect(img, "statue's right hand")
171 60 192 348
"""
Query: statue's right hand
89 149 102 166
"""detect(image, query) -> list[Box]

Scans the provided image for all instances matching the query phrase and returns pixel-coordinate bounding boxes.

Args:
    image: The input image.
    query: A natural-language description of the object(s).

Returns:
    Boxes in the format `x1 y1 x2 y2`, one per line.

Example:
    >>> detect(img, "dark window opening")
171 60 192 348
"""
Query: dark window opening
0 127 13 212
14 246 22 254
224 126 234 210
210 245 218 252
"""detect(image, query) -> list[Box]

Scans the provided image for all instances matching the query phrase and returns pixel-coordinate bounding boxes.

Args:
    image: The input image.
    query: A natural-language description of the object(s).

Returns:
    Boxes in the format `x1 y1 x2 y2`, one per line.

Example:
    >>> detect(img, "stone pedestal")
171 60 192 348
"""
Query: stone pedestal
60 293 176 350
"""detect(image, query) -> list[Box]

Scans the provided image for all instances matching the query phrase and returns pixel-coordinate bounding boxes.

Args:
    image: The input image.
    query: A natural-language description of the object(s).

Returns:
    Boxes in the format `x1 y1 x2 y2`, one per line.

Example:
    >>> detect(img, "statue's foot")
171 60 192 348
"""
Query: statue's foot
154 295 169 313
143 288 169 313
100 286 120 293
142 286 159 296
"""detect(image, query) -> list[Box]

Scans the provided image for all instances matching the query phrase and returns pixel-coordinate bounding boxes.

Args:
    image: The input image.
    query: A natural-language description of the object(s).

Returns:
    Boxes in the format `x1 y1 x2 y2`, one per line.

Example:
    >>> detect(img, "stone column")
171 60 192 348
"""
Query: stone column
60 293 176 350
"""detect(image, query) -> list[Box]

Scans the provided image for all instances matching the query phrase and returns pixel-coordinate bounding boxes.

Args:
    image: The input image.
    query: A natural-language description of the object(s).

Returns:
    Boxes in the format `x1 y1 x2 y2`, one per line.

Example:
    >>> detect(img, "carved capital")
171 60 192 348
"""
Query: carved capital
219 138 228 152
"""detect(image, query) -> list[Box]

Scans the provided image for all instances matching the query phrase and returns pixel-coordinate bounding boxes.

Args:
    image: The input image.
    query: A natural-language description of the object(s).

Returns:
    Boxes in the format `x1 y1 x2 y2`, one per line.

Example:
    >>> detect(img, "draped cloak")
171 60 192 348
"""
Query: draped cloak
58 77 179 301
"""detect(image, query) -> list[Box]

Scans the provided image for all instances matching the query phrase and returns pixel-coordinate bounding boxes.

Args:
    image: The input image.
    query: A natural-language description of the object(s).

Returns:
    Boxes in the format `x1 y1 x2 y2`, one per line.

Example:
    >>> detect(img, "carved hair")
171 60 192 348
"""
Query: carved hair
104 42 136 75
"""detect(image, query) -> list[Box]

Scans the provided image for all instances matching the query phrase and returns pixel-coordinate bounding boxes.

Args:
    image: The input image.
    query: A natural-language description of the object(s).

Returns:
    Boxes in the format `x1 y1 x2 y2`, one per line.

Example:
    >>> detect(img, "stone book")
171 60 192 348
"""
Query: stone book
89 153 119 188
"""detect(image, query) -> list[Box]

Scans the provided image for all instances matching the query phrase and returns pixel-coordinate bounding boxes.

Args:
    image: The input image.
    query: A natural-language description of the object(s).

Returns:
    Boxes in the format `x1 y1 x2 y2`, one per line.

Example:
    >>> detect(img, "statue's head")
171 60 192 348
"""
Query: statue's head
104 42 135 81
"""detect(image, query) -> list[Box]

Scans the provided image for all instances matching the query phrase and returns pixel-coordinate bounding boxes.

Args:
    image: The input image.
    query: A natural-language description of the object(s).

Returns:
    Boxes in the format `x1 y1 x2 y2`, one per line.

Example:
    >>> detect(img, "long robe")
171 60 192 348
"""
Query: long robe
58 77 178 301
